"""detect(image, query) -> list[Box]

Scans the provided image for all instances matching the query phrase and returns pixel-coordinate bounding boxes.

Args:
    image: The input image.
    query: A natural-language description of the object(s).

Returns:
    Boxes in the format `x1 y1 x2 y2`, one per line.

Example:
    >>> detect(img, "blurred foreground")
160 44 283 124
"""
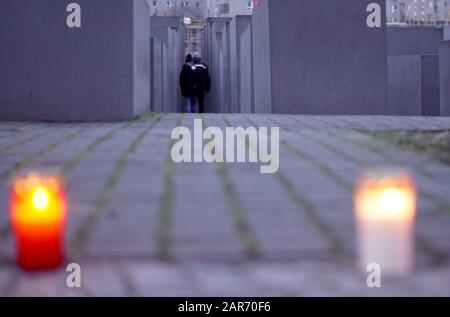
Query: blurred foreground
1 114 450 296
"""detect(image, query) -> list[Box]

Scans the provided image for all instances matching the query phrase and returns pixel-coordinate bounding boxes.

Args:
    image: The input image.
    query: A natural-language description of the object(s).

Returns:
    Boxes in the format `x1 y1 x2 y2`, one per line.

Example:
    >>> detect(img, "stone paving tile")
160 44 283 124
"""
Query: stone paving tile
85 118 175 259
0 125 48 148
218 115 331 259
0 234 14 260
170 115 246 261
126 261 197 297
275 119 450 191
0 126 84 178
68 118 168 257
0 126 86 237
81 262 132 296
31 124 123 167
277 129 450 263
172 164 246 260
8 270 82 297
0 184 10 233
1 260 450 297
0 115 450 296
0 266 16 296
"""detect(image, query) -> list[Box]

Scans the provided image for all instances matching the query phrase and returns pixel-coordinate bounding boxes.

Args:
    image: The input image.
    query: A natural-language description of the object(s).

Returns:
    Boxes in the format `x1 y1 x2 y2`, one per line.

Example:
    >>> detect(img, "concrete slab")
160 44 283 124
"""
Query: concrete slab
444 26 450 41
0 0 150 122
387 27 444 56
252 0 388 115
204 18 232 113
1 114 450 295
440 41 450 116
150 16 185 113
388 55 440 116
230 16 253 114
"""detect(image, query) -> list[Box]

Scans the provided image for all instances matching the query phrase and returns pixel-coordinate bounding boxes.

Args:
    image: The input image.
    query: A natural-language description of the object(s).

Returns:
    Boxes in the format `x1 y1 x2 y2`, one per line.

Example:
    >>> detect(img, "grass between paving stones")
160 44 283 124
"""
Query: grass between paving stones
155 114 184 259
61 122 134 175
63 115 157 176
287 116 320 131
294 117 437 179
0 128 56 156
267 117 361 166
294 116 450 187
243 116 346 257
408 117 447 130
333 131 450 215
133 112 158 121
267 116 358 191
74 115 163 252
382 116 444 131
272 118 447 264
0 127 90 250
203 115 260 259
0 127 89 182
312 116 396 132
372 130 450 166
0 122 140 249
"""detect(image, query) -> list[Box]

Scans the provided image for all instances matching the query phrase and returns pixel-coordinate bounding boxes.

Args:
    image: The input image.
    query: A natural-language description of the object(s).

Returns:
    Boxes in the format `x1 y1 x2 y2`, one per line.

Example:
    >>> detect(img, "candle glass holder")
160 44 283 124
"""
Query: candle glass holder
10 171 67 271
355 169 416 276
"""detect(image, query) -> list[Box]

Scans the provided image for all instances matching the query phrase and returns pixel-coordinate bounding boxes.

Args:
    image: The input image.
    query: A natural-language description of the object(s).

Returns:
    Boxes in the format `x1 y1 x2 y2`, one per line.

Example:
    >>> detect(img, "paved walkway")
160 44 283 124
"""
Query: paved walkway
1 114 450 296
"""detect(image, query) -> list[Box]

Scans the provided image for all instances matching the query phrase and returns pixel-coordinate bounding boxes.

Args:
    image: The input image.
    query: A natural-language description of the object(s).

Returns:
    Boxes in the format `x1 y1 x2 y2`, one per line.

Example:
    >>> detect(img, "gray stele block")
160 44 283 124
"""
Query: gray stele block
387 27 444 56
150 36 163 112
388 55 440 116
440 41 450 116
444 26 450 41
150 16 185 113
252 0 388 115
0 0 150 122
204 18 232 113
230 16 253 114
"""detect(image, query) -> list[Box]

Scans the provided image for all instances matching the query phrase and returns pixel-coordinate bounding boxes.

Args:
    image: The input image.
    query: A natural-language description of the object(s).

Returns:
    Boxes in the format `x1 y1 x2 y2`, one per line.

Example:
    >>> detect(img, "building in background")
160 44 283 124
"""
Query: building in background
207 0 253 17
147 0 253 56
387 0 450 26
147 0 253 19
147 1 209 56
148 0 209 19
184 15 205 54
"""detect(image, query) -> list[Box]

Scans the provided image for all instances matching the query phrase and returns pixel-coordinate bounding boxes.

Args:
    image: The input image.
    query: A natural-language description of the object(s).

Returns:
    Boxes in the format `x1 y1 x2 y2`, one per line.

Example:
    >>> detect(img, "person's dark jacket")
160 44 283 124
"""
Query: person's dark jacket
180 62 194 97
192 63 211 96
179 62 211 97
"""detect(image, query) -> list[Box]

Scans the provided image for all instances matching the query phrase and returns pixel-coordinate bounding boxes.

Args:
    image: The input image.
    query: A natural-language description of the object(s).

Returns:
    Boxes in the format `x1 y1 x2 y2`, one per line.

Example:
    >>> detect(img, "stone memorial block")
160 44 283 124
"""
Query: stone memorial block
252 0 388 115
150 36 163 112
387 27 444 56
444 26 450 41
0 0 150 122
388 55 440 116
440 41 450 116
421 55 441 116
150 16 185 113
204 18 232 113
230 16 253 114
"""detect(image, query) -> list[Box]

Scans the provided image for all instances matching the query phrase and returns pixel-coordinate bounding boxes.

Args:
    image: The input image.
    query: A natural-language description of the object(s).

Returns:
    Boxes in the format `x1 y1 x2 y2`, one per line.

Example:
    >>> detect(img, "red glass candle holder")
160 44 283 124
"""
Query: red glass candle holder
10 172 67 271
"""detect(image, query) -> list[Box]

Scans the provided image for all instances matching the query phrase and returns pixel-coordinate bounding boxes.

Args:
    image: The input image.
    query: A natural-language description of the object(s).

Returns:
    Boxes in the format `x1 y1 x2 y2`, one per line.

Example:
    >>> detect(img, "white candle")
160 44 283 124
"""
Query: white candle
355 169 416 276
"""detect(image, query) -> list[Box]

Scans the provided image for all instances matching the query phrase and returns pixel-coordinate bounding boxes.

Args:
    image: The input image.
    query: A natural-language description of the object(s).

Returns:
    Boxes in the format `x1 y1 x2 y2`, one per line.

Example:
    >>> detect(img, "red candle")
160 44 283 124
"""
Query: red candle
10 172 67 271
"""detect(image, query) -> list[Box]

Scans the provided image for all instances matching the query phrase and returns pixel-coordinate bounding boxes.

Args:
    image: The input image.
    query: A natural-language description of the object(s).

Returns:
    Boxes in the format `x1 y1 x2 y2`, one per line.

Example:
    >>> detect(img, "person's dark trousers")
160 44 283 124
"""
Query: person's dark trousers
196 93 205 114
184 96 196 113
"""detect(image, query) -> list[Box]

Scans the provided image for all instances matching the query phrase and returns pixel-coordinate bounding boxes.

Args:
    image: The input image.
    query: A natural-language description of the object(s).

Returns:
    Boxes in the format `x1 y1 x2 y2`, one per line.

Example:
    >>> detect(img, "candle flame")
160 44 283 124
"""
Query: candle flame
377 187 409 216
32 186 50 212
10 172 66 225
355 170 416 221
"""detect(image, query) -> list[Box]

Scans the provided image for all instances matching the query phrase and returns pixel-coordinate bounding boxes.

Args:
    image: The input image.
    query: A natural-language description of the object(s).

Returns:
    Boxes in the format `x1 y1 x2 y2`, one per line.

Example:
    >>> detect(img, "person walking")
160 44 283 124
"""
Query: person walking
179 52 211 114
179 54 195 113
190 52 211 114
